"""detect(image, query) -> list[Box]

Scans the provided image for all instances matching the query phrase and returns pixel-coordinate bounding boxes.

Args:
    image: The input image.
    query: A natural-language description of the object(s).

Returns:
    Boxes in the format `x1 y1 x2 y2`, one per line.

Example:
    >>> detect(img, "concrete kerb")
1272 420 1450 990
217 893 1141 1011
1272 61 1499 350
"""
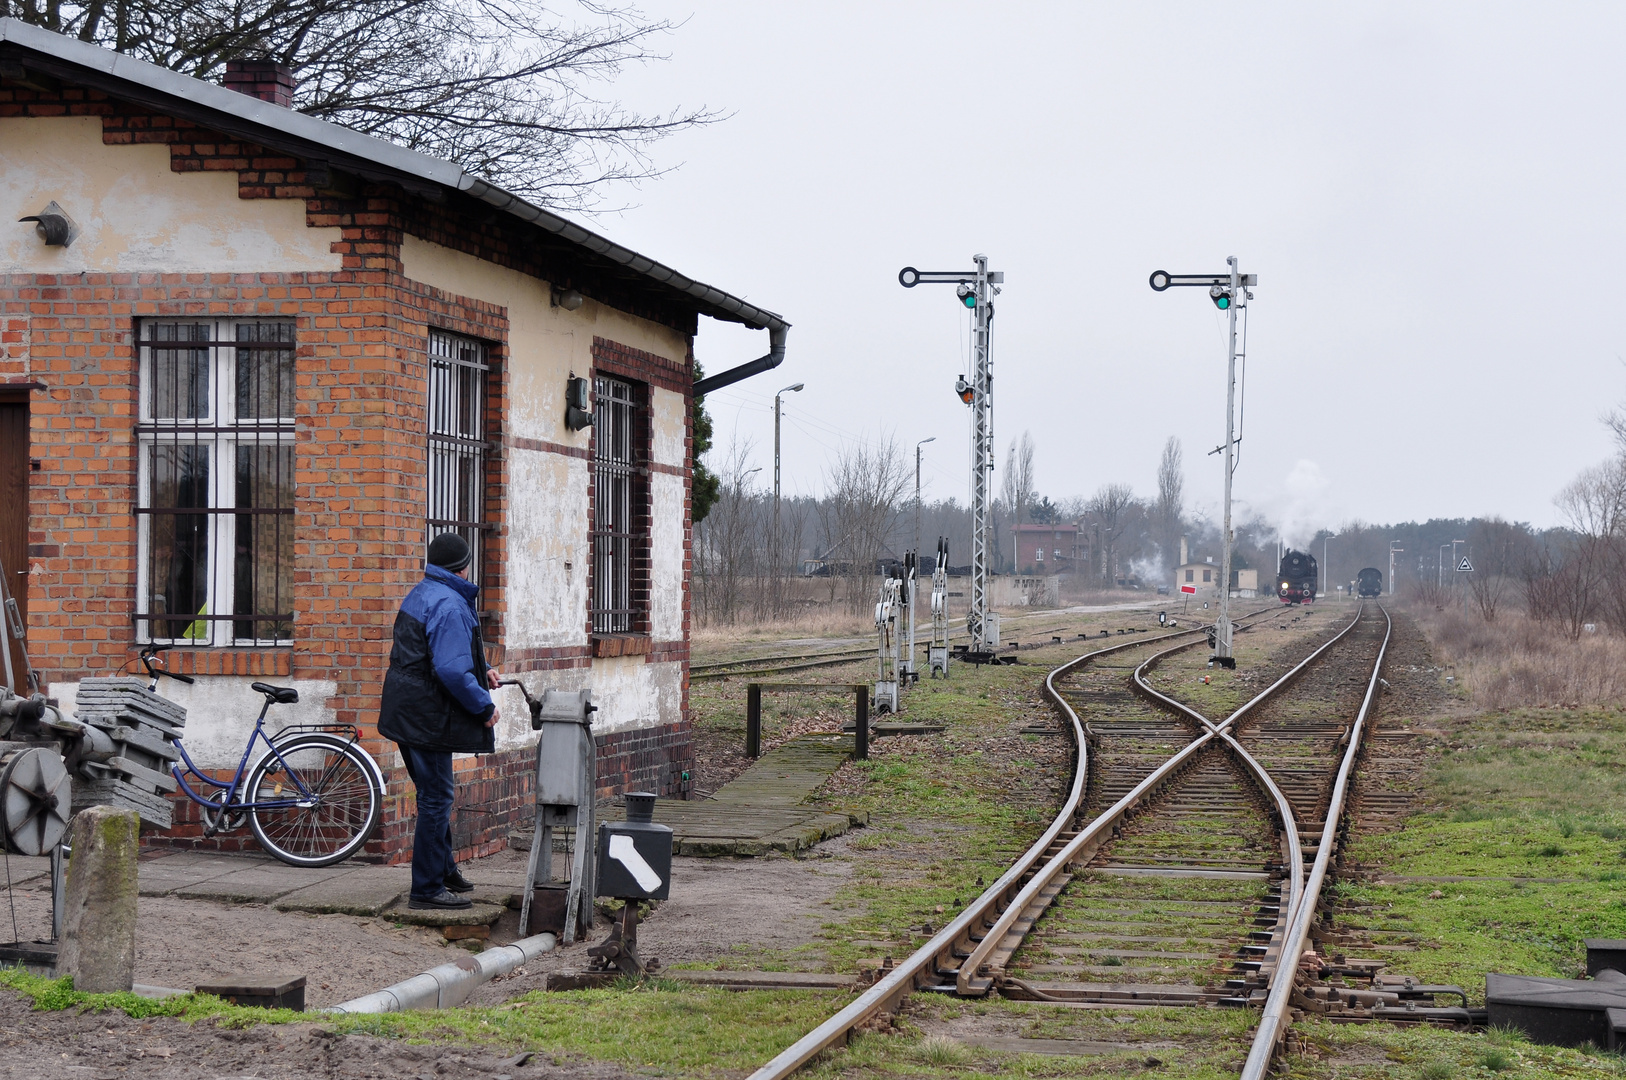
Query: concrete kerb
327 932 558 1013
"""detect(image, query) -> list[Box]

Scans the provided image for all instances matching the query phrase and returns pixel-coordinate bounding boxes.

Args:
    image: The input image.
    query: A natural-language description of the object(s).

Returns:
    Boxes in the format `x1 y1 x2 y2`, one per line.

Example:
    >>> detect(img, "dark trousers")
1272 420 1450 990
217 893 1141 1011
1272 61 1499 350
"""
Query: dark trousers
399 745 455 900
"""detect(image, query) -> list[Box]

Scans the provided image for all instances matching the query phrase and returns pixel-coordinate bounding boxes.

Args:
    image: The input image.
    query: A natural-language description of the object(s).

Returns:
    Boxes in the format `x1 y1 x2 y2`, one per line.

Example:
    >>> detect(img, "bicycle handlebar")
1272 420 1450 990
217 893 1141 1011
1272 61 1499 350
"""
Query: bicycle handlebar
138 645 195 684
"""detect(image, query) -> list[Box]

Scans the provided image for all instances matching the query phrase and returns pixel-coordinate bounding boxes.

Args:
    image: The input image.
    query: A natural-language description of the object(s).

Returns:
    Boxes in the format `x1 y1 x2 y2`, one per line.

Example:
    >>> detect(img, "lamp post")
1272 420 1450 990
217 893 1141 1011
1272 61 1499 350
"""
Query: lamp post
772 382 804 574
1450 538 1467 598
914 437 936 559
1323 532 1336 600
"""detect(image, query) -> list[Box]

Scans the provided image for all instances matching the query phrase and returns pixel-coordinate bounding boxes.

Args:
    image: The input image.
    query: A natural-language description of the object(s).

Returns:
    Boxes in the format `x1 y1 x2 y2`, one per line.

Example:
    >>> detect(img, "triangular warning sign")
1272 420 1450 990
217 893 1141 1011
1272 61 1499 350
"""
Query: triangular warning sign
1457 556 1474 572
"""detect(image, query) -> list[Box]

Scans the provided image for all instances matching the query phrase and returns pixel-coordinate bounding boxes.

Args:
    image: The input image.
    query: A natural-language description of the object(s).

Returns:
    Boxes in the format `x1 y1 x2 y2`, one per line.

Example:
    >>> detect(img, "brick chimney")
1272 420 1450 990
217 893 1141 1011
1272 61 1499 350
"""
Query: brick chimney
223 60 296 108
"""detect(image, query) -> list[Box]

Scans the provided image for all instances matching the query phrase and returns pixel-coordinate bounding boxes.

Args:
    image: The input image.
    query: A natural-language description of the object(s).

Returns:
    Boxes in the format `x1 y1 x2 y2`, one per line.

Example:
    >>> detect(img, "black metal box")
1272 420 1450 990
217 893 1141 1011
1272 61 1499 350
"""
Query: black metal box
195 974 306 1011
595 793 672 901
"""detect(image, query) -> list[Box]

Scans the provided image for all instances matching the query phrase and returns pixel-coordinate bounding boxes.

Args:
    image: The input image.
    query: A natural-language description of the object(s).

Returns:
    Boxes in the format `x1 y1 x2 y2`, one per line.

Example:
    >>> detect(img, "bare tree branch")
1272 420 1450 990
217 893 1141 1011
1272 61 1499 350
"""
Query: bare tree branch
1 0 720 209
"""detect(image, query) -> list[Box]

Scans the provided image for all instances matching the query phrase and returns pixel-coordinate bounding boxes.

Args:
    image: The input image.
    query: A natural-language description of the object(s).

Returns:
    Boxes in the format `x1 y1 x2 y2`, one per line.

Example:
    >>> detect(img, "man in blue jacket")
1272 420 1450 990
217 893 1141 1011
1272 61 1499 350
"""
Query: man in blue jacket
378 533 501 910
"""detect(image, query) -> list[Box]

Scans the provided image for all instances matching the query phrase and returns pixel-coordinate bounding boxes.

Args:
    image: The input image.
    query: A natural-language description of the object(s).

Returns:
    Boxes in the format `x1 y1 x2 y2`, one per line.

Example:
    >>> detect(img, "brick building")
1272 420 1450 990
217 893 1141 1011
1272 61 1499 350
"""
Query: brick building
0 20 789 862
1010 523 1079 575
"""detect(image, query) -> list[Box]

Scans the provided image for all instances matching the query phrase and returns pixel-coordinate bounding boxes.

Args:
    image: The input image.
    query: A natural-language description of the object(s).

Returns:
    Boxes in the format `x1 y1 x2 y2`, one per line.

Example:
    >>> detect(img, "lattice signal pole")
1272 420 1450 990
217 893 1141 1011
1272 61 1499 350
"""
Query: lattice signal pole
1149 258 1257 668
899 256 1003 657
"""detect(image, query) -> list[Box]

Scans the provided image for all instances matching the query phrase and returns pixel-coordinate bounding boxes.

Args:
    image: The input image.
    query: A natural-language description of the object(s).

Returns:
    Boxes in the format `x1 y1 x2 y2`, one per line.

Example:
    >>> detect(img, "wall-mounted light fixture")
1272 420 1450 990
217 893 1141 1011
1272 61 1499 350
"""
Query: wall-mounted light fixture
17 201 75 247
551 286 584 311
565 374 592 431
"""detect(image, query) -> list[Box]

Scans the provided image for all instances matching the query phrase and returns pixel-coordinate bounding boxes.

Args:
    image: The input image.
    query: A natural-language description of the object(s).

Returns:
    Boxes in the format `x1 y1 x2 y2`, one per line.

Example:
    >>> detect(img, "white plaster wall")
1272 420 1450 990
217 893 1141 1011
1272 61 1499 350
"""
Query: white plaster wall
504 449 590 652
0 116 343 274
399 235 692 741
650 385 687 468
54 676 338 772
649 470 686 642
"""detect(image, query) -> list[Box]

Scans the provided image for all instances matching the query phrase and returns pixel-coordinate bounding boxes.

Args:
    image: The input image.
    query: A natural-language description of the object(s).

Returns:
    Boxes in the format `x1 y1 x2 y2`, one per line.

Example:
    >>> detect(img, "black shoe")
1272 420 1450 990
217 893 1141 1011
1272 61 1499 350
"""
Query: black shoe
444 867 475 893
409 889 473 910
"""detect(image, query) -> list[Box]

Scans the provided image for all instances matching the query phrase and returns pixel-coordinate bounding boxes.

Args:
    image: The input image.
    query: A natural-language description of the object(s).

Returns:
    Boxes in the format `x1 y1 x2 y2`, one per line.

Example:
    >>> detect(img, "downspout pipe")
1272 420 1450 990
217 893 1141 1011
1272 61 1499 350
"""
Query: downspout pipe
694 324 789 396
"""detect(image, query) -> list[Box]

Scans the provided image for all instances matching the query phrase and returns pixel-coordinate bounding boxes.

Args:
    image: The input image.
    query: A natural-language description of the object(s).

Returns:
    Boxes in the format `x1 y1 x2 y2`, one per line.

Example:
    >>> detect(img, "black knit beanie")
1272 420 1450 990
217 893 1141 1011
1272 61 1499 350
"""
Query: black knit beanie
427 532 472 572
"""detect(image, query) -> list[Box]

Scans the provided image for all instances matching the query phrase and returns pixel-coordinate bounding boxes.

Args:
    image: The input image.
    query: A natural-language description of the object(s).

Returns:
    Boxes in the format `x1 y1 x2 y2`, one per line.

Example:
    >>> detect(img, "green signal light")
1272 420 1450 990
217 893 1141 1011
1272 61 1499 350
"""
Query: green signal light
961 294 977 309
956 283 977 308
1213 295 1231 310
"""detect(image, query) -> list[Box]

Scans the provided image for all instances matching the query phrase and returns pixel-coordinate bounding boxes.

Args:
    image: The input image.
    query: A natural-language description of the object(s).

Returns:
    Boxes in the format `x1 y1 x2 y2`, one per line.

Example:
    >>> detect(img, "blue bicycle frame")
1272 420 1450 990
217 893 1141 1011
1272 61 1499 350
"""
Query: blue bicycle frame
170 695 324 814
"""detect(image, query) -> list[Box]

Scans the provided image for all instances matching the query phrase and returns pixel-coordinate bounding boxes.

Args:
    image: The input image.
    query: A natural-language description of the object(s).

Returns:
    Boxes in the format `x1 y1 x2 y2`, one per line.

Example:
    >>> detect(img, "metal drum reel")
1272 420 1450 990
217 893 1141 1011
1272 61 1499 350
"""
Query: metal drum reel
1 746 72 856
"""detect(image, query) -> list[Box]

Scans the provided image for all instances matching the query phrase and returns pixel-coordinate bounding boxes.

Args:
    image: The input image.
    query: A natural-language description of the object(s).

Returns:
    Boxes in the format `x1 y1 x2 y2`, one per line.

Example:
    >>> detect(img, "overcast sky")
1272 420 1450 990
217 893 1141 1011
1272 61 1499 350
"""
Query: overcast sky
594 2 1626 540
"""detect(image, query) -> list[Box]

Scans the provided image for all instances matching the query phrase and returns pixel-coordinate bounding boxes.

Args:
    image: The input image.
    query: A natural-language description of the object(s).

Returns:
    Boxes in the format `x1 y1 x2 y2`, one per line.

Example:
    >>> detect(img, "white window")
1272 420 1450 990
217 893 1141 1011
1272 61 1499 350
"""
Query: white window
1034 547 1044 563
427 329 488 587
136 321 295 645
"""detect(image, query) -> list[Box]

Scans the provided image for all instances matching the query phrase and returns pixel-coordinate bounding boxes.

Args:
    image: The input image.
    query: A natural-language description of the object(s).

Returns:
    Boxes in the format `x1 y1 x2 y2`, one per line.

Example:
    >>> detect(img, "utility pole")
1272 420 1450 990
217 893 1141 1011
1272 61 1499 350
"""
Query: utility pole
772 382 804 570
1323 532 1337 600
1149 259 1256 668
899 257 1003 658
914 437 935 561
1389 541 1403 596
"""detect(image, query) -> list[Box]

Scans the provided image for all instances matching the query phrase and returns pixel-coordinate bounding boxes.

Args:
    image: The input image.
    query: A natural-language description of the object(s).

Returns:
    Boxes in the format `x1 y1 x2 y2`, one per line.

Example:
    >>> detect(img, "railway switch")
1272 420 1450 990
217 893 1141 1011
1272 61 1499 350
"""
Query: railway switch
589 793 673 978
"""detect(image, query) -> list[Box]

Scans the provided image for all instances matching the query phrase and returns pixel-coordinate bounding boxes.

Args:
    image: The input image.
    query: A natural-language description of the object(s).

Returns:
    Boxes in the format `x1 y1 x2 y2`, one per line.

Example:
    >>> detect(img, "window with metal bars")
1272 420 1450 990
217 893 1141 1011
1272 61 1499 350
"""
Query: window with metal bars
427 329 488 587
591 375 641 634
136 321 295 646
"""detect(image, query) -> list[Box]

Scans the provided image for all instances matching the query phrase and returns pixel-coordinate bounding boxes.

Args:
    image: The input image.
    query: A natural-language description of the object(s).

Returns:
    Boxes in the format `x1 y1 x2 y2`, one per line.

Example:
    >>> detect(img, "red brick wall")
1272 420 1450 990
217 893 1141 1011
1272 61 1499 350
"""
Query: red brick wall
2 77 698 863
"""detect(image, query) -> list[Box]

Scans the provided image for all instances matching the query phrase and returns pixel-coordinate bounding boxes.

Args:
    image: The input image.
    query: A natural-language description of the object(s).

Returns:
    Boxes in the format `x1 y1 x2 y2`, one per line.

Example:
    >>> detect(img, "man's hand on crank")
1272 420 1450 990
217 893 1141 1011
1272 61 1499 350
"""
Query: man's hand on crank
484 666 502 727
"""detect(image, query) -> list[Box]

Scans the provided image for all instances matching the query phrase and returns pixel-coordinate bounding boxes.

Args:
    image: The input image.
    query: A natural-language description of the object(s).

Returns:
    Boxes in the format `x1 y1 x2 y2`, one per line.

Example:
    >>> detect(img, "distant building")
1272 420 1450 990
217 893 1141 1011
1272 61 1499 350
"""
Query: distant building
1012 523 1080 574
1174 559 1220 595
1230 568 1258 598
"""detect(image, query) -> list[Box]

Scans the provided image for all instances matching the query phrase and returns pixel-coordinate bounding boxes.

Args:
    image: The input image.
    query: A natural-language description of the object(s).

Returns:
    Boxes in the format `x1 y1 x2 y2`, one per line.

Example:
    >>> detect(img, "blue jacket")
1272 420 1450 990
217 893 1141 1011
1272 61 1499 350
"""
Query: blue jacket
377 564 495 754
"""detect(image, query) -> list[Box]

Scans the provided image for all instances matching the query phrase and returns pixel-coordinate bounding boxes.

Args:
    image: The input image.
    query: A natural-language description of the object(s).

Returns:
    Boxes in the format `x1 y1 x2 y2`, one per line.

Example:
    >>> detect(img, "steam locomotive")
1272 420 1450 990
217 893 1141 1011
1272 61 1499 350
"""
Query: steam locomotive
1356 567 1384 598
1277 550 1318 604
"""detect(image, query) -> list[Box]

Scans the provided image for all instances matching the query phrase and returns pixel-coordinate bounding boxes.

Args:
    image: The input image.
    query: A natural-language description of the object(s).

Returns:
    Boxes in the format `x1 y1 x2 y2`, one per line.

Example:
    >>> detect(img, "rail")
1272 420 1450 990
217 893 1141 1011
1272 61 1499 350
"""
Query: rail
1240 602 1391 1079
744 624 1211 1080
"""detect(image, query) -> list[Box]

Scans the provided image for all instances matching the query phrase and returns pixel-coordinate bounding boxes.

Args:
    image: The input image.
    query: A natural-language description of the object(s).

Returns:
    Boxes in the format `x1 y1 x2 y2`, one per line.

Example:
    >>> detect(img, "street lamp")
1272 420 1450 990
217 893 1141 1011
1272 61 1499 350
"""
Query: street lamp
914 437 936 558
1323 532 1337 600
772 383 804 573
1450 538 1467 597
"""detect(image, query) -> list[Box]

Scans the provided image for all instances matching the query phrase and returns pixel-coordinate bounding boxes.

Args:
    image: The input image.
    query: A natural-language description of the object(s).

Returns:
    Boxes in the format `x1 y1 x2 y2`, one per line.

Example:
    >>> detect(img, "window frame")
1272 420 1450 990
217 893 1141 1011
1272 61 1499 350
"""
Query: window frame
134 319 297 648
425 328 490 592
590 373 648 637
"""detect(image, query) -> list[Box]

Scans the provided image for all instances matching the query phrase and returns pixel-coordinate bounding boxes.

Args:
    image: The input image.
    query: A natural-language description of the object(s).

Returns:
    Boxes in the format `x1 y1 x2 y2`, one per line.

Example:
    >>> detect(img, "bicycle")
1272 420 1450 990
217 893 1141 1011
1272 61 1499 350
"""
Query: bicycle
137 645 385 867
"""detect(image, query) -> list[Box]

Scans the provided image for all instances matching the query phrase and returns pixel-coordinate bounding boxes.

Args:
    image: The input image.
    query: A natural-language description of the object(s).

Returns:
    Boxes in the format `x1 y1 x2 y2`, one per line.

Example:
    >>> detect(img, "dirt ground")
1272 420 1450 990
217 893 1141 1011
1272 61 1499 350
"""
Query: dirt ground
0 842 857 1009
0 990 635 1080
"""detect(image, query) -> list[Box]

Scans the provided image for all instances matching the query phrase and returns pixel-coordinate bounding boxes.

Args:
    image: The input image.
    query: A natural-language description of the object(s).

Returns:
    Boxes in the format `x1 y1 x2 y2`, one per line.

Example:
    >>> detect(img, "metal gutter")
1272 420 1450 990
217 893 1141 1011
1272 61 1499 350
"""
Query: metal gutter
0 17 790 347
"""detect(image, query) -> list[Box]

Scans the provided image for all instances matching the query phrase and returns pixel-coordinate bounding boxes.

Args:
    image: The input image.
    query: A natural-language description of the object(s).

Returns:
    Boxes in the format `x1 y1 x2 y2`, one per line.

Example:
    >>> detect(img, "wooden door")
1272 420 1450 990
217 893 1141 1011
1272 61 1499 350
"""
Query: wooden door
0 398 28 693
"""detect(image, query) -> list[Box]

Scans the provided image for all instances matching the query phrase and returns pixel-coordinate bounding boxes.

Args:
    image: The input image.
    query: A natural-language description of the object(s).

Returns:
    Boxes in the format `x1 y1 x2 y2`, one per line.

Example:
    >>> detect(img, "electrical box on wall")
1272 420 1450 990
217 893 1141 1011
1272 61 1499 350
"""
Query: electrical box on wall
565 375 592 431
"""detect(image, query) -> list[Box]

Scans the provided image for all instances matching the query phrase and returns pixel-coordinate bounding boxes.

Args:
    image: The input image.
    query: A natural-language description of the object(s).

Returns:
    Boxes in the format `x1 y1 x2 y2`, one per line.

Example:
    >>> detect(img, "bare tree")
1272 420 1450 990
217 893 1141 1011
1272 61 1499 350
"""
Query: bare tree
1156 436 1184 571
1525 460 1626 638
819 439 910 615
693 442 761 625
1001 432 1036 528
0 0 718 208
1465 517 1531 622
1086 483 1136 587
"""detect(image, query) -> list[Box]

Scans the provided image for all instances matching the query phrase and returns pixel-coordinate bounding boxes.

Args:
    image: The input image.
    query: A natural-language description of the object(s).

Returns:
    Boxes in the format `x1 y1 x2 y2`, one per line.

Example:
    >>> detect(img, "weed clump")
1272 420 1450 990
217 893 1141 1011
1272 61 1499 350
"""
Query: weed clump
914 1034 969 1066
1417 1059 1455 1080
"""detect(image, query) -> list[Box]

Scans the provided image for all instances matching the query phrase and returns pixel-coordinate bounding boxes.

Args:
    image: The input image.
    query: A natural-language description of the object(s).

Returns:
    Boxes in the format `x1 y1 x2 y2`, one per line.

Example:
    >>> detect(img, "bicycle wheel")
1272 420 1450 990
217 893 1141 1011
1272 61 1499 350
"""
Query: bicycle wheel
246 735 381 867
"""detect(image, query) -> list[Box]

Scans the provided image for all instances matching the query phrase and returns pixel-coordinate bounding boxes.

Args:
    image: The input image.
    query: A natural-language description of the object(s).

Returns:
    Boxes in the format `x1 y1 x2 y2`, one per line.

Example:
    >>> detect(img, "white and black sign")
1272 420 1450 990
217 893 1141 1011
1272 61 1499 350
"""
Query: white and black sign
596 821 672 900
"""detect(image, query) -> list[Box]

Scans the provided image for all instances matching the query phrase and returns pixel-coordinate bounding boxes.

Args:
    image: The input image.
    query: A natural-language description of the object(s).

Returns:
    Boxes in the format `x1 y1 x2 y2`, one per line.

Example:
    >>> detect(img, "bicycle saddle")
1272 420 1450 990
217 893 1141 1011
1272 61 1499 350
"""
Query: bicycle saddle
251 682 300 704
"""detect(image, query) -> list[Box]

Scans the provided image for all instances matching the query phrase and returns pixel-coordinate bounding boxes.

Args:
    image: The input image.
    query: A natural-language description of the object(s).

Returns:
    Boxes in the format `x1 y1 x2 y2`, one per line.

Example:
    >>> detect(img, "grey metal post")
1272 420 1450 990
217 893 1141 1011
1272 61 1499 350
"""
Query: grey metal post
1389 541 1402 595
969 255 994 654
1215 256 1240 662
1323 532 1336 600
773 383 802 580
914 436 935 562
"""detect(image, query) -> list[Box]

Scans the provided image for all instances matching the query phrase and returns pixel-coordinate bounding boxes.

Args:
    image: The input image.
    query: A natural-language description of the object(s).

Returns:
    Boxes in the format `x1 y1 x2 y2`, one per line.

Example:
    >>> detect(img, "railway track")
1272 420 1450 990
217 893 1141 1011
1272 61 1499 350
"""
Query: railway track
748 601 1435 1080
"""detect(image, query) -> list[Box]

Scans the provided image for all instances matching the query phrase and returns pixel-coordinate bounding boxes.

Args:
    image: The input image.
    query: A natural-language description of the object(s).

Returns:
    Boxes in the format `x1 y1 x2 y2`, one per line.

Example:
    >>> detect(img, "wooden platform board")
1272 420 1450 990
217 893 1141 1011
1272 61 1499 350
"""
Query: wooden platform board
607 734 866 856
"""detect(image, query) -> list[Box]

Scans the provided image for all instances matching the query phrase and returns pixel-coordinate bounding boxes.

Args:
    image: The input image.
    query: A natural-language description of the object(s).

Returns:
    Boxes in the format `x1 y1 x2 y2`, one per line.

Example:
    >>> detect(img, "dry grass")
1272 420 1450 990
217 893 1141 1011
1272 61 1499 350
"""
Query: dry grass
1407 601 1626 709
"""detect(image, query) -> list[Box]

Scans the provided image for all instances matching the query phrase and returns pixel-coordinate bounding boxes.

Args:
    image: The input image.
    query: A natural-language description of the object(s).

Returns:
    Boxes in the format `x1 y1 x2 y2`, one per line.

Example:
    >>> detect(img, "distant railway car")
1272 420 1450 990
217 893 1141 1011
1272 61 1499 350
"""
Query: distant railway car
1356 567 1384 598
1277 550 1318 604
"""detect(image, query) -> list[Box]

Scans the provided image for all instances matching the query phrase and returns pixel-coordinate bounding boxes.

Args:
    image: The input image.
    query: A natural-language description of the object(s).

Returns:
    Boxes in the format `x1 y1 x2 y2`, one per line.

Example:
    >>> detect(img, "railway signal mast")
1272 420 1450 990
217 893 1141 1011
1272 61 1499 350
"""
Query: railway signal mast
899 256 1004 659
1149 257 1256 668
